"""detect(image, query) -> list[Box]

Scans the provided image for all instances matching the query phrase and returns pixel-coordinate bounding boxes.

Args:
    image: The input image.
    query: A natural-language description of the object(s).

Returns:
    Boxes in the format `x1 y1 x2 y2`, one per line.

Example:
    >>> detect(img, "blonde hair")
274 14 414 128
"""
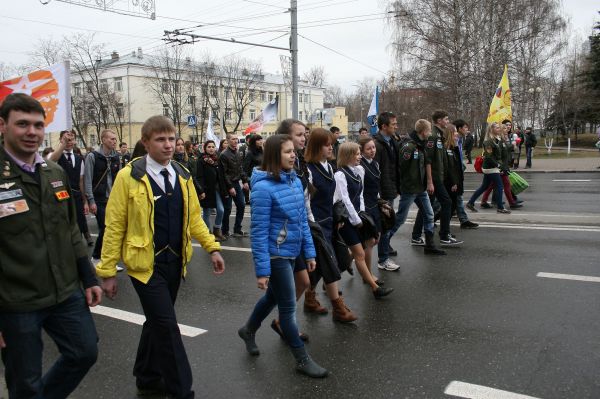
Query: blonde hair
141 116 176 140
484 122 500 141
415 119 431 134
444 124 457 149
336 142 360 168
100 129 116 139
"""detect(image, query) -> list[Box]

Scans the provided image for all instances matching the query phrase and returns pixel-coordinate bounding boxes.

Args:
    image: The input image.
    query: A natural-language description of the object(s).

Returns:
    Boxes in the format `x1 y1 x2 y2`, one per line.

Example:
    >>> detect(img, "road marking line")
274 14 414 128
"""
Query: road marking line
536 272 600 283
444 381 540 399
90 305 207 337
552 179 591 182
403 219 600 233
191 243 251 252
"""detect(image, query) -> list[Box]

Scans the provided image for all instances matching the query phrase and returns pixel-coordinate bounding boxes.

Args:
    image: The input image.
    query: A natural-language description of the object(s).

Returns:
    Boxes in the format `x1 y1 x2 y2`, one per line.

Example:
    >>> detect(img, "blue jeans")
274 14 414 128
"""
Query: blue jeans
222 181 246 234
526 146 533 167
202 192 224 230
246 258 303 348
455 194 469 223
0 290 98 399
468 173 505 209
378 192 434 263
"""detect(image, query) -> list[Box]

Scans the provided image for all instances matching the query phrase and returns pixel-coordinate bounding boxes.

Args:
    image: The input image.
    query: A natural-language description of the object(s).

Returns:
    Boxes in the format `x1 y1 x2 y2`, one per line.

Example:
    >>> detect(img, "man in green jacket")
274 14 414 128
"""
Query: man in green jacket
0 93 102 398
385 119 445 256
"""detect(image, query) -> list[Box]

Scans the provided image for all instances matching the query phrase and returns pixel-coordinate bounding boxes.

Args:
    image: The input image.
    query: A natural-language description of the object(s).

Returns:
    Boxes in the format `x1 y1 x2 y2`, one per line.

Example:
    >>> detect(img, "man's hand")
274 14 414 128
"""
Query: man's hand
306 259 316 273
257 277 269 290
83 202 90 215
427 182 435 195
228 188 236 196
101 277 118 299
85 286 103 307
242 183 249 191
89 203 98 215
0 332 5 349
211 252 225 275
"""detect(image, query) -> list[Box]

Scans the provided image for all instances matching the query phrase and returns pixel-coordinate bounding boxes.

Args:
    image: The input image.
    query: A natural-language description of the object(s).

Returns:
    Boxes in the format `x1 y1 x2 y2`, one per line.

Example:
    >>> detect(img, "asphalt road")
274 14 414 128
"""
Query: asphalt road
2 172 599 399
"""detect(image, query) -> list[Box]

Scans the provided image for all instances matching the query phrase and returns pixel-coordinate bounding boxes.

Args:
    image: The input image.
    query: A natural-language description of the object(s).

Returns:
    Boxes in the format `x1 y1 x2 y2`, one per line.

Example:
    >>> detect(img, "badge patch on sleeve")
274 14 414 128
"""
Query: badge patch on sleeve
55 190 70 201
0 199 29 219
427 141 434 148
51 180 64 188
403 152 411 160
0 189 22 201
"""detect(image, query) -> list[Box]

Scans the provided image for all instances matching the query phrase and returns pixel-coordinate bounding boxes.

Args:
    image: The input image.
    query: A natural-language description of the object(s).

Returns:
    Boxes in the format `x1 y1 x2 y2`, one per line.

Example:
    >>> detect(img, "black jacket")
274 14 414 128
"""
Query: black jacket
464 134 474 152
242 146 263 183
444 146 464 195
197 155 228 208
219 147 248 189
373 132 399 200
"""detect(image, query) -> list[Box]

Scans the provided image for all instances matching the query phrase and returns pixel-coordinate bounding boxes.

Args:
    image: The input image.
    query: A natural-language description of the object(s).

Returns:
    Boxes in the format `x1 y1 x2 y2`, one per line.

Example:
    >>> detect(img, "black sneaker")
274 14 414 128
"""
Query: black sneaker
465 203 477 212
510 203 523 209
440 235 464 246
460 221 479 229
480 202 492 209
497 208 511 214
410 237 425 246
232 230 249 237
373 286 394 299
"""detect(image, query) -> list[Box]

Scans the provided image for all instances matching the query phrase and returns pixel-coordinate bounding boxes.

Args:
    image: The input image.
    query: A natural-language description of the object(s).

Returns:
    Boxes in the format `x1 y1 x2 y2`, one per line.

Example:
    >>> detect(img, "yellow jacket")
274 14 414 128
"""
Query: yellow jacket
96 156 221 283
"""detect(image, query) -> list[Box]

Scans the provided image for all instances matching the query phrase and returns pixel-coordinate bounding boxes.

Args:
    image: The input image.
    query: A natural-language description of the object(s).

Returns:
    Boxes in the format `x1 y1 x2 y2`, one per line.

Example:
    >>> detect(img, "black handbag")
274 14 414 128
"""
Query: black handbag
358 211 378 242
332 200 349 225
378 199 396 233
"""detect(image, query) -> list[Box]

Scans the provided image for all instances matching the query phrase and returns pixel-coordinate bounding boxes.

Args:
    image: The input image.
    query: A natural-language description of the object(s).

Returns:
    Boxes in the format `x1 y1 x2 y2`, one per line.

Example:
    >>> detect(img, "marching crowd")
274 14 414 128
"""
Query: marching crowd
0 92 530 398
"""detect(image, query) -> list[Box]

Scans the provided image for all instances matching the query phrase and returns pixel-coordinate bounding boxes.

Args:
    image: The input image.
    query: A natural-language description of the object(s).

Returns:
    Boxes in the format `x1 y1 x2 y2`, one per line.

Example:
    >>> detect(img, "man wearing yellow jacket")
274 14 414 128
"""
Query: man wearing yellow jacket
96 115 225 399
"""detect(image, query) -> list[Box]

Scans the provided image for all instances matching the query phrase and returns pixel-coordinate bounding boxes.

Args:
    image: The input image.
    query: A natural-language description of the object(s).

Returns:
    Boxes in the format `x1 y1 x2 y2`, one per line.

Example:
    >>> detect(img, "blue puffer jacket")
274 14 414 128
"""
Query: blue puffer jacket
250 168 316 277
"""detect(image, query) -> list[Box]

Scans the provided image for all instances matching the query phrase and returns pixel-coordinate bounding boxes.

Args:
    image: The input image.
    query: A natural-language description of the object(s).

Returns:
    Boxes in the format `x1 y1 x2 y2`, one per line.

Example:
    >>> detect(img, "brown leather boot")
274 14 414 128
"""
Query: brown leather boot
213 227 227 242
304 288 328 314
331 296 358 323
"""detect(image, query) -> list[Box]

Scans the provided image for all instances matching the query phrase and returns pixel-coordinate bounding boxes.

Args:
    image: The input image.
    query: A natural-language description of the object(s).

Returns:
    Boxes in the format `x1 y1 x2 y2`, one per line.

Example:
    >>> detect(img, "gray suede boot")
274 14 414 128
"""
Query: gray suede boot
290 346 328 378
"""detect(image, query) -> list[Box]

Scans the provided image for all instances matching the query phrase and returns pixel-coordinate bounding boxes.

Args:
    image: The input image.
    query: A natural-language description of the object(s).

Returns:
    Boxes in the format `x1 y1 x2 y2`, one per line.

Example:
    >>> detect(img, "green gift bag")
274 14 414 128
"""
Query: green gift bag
508 171 529 195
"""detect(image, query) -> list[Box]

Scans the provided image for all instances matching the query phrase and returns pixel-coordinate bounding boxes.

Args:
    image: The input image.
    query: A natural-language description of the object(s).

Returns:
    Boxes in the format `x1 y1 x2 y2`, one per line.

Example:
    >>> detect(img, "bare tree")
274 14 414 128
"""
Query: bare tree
197 54 263 135
303 66 327 87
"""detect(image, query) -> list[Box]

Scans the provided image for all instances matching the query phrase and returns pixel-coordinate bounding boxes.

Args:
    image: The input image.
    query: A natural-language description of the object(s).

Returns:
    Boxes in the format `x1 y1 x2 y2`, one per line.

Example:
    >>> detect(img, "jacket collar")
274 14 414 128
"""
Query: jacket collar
129 155 190 181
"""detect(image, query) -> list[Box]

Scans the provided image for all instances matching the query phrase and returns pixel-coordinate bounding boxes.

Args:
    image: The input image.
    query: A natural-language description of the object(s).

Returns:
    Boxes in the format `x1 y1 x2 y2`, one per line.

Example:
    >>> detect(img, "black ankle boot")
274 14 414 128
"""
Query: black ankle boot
424 232 446 255
290 346 328 378
238 326 260 356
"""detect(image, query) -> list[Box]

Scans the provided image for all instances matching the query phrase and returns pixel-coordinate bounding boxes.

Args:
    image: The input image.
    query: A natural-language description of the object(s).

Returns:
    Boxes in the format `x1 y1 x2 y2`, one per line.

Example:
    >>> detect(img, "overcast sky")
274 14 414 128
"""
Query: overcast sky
1 0 598 91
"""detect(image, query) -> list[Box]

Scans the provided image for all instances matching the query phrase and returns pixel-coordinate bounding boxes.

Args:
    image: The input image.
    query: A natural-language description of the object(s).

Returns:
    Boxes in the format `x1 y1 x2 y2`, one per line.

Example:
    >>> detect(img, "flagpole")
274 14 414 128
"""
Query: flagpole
291 0 299 119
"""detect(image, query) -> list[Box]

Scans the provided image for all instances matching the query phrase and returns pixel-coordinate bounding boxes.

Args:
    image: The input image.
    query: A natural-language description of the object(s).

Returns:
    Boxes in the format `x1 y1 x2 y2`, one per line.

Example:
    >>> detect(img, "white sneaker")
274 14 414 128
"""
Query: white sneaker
116 265 124 272
378 259 400 271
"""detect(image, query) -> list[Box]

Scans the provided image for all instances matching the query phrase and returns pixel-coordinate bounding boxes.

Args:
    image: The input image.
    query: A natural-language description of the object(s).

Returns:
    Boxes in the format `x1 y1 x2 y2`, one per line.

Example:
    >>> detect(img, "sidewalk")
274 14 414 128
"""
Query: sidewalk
464 156 600 173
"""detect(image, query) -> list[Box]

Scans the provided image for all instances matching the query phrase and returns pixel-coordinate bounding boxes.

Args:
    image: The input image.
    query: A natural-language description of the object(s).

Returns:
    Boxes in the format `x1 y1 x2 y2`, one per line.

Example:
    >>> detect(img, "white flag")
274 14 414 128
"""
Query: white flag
205 109 220 147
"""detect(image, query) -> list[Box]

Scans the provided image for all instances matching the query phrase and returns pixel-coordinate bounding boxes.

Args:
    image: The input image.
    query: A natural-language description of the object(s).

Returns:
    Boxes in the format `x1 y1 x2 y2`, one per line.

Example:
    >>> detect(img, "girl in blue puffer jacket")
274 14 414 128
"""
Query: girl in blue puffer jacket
238 134 328 378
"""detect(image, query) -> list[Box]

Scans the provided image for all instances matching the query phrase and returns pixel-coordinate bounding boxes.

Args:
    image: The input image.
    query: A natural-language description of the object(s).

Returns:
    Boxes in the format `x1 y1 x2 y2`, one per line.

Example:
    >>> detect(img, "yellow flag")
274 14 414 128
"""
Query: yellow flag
487 64 512 124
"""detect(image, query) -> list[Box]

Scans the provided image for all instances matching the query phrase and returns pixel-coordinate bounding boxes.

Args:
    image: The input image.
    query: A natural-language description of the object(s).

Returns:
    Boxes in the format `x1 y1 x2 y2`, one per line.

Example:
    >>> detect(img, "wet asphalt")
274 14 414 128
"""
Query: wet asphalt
2 173 599 399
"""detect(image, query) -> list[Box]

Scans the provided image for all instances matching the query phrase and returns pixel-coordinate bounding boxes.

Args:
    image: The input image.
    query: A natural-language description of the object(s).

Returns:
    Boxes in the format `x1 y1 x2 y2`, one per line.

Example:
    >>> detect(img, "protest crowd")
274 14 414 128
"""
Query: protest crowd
0 92 535 398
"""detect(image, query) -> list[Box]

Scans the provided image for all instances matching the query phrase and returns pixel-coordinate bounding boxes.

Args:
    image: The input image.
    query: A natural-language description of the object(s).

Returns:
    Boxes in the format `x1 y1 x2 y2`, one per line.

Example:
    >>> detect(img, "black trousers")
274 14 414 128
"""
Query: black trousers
92 199 107 259
130 261 194 399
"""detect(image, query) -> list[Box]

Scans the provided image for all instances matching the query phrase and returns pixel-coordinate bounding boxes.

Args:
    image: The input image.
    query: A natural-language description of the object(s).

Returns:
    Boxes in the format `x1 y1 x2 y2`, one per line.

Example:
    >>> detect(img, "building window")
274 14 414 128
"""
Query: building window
114 77 123 92
173 81 180 94
210 86 218 97
299 111 303 121
225 108 232 120
201 107 208 118
99 79 108 93
224 87 232 98
249 90 255 101
86 81 94 93
304 93 309 102
249 109 256 120
202 85 208 96
161 79 169 93
116 103 124 118
299 93 303 103
88 107 95 120
187 96 196 105
236 88 244 98
73 83 82 96
163 104 169 117
75 107 83 121
268 92 274 101
260 91 267 101
101 105 108 118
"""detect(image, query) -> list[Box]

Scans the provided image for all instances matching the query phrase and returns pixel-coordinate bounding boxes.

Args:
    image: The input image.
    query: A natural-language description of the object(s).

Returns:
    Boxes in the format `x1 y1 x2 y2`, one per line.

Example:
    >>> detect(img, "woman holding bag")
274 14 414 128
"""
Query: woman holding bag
335 142 393 299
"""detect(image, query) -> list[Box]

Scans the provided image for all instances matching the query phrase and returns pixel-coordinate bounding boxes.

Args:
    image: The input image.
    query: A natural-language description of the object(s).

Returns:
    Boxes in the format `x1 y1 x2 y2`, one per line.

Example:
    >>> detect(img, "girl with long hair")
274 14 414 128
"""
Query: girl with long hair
197 140 227 241
238 134 328 378
304 128 357 322
335 142 393 298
